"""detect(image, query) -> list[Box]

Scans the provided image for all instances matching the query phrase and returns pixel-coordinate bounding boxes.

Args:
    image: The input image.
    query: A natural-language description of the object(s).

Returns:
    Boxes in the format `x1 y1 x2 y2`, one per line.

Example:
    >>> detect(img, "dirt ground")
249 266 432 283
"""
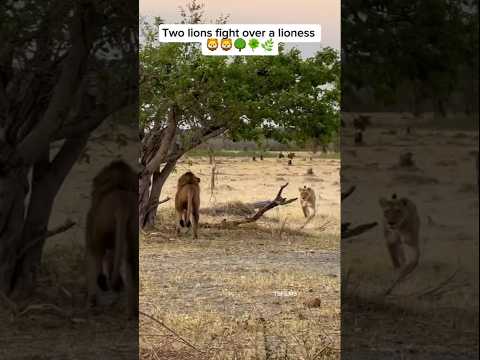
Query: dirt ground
0 121 139 360
140 154 341 359
341 113 479 358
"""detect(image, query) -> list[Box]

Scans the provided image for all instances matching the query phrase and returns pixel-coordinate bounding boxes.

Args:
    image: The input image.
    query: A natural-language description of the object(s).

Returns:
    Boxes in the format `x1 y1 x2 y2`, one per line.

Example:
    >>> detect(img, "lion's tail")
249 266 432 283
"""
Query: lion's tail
185 189 194 228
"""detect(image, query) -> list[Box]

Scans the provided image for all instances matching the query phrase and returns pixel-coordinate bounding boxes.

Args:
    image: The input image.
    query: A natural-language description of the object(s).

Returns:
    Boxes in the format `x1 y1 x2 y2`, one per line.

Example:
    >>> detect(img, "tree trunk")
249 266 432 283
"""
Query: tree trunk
0 136 87 298
0 167 28 294
138 124 225 231
139 107 179 230
9 151 54 298
138 170 152 230
141 159 177 230
411 80 422 117
434 96 447 119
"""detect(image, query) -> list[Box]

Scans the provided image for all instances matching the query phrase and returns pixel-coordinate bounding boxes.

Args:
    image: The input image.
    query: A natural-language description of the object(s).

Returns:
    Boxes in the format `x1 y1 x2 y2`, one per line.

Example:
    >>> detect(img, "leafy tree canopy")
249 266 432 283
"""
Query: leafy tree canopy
342 0 477 106
140 23 340 150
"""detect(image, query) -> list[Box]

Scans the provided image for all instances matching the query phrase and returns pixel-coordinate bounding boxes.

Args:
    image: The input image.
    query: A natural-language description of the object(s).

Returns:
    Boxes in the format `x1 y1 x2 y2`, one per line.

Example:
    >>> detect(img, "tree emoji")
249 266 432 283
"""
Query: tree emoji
234 38 246 51
248 38 260 51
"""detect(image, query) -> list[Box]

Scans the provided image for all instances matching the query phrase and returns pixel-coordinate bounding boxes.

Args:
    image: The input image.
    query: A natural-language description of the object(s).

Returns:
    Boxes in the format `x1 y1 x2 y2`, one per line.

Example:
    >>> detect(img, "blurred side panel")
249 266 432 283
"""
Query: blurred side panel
0 0 139 358
341 0 479 358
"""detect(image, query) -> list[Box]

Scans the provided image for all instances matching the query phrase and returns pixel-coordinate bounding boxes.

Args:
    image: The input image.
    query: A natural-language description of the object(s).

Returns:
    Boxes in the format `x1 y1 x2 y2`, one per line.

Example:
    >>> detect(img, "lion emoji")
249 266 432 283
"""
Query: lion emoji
207 38 218 51
221 38 233 51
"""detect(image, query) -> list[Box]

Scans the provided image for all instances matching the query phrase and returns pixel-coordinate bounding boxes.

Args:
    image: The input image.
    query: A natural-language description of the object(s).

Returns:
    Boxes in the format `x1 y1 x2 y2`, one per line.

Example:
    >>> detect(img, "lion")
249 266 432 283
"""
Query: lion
207 38 218 51
379 194 420 295
299 186 316 219
175 171 201 239
221 38 233 51
85 160 138 319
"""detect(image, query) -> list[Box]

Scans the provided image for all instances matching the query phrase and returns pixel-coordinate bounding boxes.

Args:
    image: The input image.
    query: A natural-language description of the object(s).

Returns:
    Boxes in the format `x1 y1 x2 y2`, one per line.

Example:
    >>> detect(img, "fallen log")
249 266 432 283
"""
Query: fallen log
250 200 272 209
213 183 297 228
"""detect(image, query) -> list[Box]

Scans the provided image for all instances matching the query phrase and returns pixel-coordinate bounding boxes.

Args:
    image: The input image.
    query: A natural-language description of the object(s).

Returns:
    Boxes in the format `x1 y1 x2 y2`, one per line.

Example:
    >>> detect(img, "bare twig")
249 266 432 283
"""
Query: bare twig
341 222 378 239
140 310 205 354
46 219 76 238
210 164 216 198
317 219 333 232
0 291 18 315
418 266 460 298
18 303 70 318
144 197 171 215
341 184 377 239
214 183 297 227
384 260 420 296
278 217 288 240
16 219 76 261
158 197 171 205
390 263 460 299
341 185 356 201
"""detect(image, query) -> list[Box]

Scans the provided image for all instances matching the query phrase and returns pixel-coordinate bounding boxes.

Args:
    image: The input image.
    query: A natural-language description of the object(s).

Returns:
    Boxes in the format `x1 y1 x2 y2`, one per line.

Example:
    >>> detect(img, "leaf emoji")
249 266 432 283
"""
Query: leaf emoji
261 39 274 52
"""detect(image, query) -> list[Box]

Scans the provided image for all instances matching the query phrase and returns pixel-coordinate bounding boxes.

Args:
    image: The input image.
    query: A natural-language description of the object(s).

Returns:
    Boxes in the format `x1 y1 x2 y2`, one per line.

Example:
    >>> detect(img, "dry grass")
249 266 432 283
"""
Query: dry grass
140 154 340 359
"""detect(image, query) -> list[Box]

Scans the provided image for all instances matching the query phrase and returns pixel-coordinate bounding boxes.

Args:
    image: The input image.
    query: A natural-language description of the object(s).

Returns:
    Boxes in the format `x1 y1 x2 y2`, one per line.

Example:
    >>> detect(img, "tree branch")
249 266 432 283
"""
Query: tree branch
46 219 76 238
145 197 171 214
16 219 76 261
166 126 226 164
145 106 178 173
48 134 89 192
341 222 378 239
211 183 298 228
18 4 94 163
140 311 205 353
158 197 171 205
341 184 377 239
341 185 356 201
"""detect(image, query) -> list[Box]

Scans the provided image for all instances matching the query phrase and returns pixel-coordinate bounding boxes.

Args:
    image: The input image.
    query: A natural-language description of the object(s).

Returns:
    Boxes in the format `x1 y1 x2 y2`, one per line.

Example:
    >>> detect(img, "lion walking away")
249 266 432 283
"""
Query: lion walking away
175 171 201 239
85 160 138 319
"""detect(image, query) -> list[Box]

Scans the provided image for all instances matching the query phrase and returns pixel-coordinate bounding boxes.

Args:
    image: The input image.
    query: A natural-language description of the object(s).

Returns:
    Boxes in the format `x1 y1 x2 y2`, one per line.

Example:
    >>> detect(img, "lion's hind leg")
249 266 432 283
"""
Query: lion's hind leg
192 209 199 239
175 209 184 235
86 250 103 308
387 241 405 268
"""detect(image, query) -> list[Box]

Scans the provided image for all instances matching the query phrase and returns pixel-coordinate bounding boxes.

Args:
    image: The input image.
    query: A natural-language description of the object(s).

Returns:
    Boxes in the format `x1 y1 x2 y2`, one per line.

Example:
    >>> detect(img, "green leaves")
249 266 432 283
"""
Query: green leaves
342 0 475 113
234 38 247 51
261 39 274 52
140 26 340 150
248 38 260 51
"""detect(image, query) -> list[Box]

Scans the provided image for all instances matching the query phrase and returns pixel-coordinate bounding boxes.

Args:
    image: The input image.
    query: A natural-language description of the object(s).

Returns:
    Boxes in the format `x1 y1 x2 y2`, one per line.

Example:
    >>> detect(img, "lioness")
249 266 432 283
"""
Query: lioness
85 160 138 318
175 171 200 239
379 194 420 295
299 186 316 219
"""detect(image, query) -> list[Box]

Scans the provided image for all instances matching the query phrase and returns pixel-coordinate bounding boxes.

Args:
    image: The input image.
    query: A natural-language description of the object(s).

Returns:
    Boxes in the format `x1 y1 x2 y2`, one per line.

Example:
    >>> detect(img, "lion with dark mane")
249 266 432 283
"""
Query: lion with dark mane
85 160 138 318
175 171 201 239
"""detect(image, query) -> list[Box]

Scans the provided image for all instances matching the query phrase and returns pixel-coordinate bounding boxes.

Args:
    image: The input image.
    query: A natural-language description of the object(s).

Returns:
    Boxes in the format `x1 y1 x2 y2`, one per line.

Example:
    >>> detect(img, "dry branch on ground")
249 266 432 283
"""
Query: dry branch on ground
341 186 378 239
209 183 298 228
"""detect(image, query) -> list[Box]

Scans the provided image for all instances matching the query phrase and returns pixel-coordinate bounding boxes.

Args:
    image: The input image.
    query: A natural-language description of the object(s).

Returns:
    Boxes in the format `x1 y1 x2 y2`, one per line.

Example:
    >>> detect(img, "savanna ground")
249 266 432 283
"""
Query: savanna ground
140 153 341 359
0 121 138 360
341 112 479 359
